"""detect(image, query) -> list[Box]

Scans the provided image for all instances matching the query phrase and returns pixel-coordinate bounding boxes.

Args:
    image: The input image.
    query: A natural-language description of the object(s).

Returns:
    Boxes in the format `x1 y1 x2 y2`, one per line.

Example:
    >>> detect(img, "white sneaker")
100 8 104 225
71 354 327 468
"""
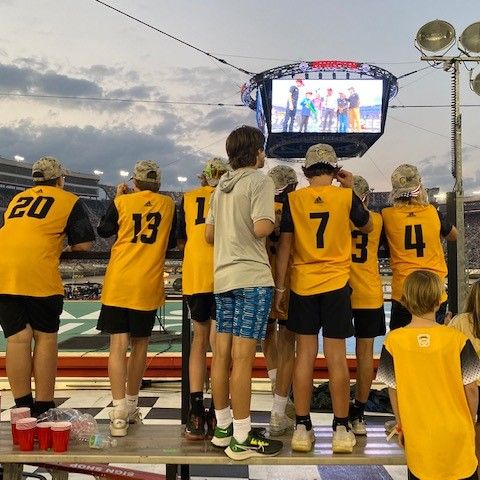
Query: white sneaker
384 419 397 435
109 409 129 437
269 412 294 436
332 426 356 453
291 424 315 452
350 417 367 436
128 407 143 424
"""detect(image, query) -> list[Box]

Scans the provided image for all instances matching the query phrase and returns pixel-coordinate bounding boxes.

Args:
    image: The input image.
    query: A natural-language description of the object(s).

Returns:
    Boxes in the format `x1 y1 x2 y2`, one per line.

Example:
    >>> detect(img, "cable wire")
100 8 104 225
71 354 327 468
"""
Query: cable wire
91 0 255 76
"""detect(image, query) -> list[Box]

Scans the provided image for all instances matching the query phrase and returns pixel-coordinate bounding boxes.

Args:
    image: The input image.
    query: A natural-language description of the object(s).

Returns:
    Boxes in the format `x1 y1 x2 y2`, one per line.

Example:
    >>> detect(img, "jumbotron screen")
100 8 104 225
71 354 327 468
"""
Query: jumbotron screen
270 79 384 134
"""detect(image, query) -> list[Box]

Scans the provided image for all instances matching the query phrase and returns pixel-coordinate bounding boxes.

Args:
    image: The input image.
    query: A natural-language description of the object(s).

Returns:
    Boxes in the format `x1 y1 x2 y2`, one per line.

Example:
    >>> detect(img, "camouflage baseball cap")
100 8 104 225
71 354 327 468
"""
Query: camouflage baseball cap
201 158 229 187
304 143 338 169
391 164 422 199
133 160 161 183
32 156 67 182
268 165 298 190
353 175 370 199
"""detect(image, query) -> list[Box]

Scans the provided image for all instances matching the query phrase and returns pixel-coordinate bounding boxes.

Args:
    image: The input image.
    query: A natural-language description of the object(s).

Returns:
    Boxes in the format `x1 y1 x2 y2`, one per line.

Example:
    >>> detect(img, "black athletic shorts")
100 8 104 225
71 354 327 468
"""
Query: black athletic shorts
287 284 354 338
0 294 63 338
97 305 157 338
185 293 216 322
352 307 386 338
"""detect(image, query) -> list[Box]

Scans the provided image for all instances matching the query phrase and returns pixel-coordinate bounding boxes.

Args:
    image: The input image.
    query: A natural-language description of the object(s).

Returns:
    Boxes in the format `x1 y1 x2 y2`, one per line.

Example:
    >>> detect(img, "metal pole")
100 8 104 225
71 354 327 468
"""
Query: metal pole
451 61 467 308
446 191 458 313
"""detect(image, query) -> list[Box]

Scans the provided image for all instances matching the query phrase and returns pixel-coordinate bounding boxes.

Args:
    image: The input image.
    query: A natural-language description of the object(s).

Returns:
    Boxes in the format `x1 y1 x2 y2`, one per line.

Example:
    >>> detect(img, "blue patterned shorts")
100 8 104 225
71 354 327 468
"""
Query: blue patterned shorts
215 287 274 341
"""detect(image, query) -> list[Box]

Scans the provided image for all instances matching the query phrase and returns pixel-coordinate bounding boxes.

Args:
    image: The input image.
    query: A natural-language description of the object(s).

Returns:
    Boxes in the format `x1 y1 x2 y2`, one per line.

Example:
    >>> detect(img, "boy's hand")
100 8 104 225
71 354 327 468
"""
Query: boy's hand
336 169 353 189
274 290 286 315
116 183 130 197
443 311 453 325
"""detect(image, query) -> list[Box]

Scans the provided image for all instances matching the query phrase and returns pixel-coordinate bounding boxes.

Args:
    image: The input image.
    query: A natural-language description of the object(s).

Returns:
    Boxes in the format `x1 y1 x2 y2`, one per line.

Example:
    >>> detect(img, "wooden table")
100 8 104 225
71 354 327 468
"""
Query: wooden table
0 423 405 479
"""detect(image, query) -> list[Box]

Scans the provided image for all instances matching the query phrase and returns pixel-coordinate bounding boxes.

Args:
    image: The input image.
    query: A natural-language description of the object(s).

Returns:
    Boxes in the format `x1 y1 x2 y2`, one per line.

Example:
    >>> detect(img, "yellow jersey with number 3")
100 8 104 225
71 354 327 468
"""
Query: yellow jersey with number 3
288 185 353 295
181 186 215 295
350 211 383 309
382 204 447 302
101 190 175 311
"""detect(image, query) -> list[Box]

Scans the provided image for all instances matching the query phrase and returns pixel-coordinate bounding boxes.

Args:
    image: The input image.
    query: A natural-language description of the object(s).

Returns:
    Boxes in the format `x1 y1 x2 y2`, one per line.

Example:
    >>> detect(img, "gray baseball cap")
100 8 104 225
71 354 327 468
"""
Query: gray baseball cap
268 165 298 190
200 158 229 187
32 156 67 182
304 144 339 169
391 164 422 199
133 160 161 183
353 175 370 199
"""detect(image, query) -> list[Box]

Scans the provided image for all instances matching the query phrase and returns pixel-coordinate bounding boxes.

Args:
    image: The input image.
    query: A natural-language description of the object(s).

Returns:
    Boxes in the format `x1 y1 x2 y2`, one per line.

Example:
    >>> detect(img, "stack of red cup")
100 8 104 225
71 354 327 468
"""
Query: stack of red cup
10 407 31 446
51 421 72 453
15 417 37 451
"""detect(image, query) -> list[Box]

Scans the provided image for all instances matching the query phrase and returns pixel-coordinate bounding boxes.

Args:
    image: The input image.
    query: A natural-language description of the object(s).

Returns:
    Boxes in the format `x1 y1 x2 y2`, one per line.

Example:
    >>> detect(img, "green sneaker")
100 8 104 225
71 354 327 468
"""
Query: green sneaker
211 423 233 448
225 430 283 460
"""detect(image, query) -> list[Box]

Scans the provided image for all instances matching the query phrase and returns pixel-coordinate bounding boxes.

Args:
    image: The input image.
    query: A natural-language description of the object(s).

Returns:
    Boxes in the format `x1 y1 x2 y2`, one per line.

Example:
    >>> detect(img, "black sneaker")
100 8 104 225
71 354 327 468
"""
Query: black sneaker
185 410 205 441
225 430 283 460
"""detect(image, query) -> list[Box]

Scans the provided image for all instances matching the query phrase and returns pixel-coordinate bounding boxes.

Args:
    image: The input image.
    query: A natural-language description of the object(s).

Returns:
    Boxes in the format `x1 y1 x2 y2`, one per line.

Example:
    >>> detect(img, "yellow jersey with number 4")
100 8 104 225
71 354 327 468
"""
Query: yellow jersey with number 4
181 186 215 295
288 185 353 295
350 211 383 309
101 190 175 311
382 204 447 302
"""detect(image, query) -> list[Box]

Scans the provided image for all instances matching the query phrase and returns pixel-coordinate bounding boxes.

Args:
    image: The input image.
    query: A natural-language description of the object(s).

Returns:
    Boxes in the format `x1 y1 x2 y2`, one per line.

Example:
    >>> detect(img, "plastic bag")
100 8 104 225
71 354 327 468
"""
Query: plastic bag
37 408 98 441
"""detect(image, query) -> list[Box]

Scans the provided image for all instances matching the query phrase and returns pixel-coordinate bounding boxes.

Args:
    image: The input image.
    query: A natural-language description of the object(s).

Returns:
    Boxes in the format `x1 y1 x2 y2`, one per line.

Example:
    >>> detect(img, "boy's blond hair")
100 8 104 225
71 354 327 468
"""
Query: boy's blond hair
401 270 443 316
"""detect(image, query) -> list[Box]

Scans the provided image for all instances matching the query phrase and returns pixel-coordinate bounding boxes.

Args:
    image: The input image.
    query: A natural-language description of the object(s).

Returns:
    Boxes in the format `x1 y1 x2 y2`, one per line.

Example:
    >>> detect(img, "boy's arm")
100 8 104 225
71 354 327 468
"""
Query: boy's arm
254 219 274 238
464 382 478 422
66 199 96 250
205 224 214 244
176 197 187 250
274 232 292 315
251 175 275 239
205 192 215 244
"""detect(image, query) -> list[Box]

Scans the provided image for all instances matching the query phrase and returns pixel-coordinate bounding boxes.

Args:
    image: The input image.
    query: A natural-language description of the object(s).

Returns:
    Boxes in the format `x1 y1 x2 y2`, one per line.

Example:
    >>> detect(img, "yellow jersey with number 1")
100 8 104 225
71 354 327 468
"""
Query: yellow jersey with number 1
101 190 175 311
288 185 353 296
350 211 383 309
381 204 447 302
182 186 215 295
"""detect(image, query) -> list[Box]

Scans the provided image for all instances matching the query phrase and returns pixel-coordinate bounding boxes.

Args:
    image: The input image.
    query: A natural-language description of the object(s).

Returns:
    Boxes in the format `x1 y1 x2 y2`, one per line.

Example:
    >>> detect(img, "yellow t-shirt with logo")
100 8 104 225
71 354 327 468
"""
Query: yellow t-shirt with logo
181 186 214 295
350 211 383 309
101 191 175 311
377 325 480 480
286 185 354 296
382 204 447 302
0 186 84 296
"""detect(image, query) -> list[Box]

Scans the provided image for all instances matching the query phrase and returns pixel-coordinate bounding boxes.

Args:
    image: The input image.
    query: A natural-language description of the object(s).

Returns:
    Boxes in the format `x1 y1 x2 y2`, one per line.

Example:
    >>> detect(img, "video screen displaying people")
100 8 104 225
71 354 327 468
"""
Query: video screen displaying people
271 79 383 134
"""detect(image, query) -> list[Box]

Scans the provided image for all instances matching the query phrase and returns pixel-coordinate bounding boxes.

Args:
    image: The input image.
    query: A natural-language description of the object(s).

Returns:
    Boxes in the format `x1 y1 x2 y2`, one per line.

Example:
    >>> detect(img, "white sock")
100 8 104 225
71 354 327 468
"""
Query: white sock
272 394 288 415
215 407 232 429
126 394 138 413
112 398 127 411
268 368 277 383
233 416 251 443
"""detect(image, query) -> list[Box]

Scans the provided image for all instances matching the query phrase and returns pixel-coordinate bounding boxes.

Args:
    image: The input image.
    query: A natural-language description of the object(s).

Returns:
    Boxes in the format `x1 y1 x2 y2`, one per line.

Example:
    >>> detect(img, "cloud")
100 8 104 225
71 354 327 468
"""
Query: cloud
0 121 212 189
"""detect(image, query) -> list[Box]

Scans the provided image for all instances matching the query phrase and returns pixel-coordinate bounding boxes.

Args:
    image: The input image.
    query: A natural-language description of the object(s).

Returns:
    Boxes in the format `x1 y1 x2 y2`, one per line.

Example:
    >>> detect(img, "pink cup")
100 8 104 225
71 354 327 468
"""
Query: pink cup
51 422 71 453
16 417 37 452
37 422 53 450
10 407 31 444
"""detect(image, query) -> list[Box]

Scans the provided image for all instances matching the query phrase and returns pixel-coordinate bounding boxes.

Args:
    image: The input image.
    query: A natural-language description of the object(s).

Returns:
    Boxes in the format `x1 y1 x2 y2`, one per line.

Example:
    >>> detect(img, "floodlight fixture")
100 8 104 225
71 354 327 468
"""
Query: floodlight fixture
119 170 129 178
93 169 104 175
471 72 480 95
416 20 456 53
177 176 187 183
14 155 24 162
459 22 480 53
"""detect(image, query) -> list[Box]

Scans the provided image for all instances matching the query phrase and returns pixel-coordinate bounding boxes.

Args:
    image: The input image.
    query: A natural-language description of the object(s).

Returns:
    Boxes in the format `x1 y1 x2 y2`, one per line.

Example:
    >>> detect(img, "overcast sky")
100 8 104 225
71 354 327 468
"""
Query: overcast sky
0 0 479 193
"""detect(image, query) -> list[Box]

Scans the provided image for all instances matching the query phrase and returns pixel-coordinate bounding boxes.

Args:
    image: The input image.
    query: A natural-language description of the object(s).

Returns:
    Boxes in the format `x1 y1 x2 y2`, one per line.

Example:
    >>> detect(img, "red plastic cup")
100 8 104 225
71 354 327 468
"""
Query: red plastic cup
16 417 37 452
10 407 31 445
37 422 53 450
51 422 71 453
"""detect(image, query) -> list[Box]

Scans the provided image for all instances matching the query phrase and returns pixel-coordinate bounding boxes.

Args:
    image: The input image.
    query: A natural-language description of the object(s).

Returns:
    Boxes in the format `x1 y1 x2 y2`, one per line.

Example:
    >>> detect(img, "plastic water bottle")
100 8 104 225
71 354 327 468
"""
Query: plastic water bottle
88 433 117 449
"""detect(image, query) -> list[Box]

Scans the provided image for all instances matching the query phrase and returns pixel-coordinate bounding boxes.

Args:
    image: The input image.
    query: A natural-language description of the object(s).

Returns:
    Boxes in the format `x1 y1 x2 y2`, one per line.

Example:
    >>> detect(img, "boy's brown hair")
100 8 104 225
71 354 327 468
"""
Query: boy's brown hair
225 125 265 170
401 270 443 316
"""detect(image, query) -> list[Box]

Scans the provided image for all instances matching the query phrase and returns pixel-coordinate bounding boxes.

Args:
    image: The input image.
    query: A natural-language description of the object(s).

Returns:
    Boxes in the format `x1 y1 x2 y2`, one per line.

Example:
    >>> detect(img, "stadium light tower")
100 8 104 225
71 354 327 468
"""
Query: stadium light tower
415 20 480 310
177 176 187 193
14 155 24 162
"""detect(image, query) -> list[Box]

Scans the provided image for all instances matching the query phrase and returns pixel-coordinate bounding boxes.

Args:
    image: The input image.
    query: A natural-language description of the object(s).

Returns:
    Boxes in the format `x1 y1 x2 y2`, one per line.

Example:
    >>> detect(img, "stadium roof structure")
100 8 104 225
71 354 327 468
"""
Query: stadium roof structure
0 156 100 198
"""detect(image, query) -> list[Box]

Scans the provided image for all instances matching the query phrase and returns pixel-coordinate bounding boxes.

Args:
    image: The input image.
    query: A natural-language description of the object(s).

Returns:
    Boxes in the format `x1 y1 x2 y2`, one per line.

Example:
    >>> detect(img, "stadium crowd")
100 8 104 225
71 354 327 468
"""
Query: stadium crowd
0 127 480 479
